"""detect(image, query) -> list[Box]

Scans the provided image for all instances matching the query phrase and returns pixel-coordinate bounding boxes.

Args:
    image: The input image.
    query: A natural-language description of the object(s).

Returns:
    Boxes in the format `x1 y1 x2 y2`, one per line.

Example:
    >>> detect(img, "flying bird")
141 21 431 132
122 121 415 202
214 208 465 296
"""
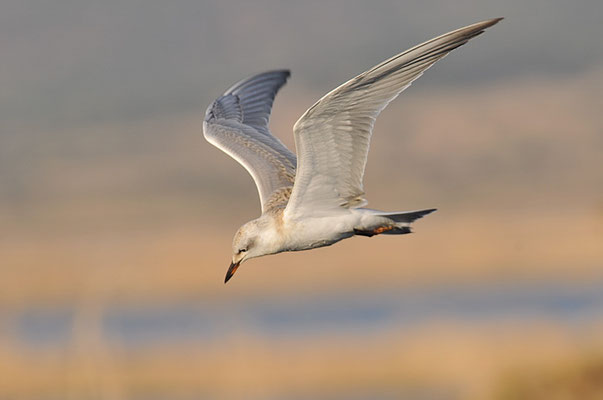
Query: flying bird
203 18 502 283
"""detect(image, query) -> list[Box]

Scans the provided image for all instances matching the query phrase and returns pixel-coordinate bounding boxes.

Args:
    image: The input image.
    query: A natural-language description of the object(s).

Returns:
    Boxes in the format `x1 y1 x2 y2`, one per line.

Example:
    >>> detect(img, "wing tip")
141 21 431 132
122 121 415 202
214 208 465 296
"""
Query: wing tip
205 69 293 125
444 17 503 41
471 17 504 32
224 69 291 96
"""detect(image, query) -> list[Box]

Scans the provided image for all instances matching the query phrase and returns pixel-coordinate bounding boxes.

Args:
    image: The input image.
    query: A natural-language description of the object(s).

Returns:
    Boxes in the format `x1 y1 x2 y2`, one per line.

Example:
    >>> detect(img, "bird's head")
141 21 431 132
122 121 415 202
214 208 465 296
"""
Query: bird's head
225 219 268 283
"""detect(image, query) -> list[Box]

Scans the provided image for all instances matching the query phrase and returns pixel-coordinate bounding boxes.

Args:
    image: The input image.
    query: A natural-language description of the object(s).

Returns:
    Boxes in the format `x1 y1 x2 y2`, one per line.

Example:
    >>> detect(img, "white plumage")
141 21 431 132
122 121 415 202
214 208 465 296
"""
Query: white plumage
203 18 502 282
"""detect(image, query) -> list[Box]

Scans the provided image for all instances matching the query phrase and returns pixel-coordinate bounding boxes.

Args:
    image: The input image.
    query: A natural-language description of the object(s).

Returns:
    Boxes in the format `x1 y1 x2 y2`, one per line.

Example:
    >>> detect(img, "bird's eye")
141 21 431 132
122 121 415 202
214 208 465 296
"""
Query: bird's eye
237 248 247 254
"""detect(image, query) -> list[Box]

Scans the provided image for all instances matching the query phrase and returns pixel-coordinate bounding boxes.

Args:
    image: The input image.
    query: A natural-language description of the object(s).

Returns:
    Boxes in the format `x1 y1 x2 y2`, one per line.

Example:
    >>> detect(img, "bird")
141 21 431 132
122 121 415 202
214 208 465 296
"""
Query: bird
203 18 502 283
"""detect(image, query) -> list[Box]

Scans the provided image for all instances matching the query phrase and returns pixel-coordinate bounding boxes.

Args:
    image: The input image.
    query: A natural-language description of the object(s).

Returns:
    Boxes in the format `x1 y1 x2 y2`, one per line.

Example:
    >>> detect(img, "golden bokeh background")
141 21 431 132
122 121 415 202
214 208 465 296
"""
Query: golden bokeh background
1 1 602 399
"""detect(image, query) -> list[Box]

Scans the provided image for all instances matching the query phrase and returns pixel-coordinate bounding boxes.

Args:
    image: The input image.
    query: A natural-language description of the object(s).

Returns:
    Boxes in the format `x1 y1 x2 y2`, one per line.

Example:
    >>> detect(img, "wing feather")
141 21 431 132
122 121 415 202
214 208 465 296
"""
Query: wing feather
285 18 502 219
203 70 297 213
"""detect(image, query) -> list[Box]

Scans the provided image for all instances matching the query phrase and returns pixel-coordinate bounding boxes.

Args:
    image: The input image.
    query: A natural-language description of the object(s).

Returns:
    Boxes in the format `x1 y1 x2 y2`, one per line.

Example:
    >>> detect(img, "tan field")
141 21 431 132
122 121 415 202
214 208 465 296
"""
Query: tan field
3 321 603 399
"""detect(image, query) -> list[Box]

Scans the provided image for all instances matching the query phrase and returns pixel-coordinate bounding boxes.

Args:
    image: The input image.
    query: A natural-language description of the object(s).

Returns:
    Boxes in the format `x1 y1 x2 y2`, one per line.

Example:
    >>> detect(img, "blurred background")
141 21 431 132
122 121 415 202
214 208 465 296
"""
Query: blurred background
1 0 603 399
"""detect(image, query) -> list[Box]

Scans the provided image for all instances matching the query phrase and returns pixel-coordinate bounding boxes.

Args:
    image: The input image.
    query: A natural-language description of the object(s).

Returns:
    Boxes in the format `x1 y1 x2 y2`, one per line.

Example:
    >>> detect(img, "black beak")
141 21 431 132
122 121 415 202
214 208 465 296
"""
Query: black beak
224 261 240 284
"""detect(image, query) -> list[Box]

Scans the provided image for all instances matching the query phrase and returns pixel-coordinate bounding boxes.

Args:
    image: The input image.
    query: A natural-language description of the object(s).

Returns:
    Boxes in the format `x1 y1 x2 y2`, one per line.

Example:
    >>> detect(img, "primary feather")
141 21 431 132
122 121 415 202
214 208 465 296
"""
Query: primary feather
284 18 502 219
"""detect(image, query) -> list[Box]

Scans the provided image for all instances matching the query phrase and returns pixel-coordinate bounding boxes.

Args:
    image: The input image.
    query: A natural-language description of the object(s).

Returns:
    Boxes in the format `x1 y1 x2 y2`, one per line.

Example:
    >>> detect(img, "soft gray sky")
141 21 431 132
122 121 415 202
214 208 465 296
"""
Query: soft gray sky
2 0 602 129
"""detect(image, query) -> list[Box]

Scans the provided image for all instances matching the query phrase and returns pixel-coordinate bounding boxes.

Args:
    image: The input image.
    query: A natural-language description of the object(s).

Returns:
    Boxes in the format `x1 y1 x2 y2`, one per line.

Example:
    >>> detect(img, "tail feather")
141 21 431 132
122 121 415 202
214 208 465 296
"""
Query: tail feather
353 208 436 237
381 226 412 235
376 208 437 223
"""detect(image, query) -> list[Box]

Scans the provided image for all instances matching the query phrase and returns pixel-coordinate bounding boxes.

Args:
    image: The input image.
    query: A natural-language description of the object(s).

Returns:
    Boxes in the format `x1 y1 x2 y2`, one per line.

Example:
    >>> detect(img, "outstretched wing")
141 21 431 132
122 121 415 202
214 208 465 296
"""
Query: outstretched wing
203 70 297 213
285 18 502 219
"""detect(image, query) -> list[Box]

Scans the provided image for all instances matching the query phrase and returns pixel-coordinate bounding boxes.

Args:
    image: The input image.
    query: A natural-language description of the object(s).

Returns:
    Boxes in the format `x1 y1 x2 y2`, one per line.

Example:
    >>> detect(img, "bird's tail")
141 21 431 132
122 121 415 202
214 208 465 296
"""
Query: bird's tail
353 208 436 237
376 208 437 224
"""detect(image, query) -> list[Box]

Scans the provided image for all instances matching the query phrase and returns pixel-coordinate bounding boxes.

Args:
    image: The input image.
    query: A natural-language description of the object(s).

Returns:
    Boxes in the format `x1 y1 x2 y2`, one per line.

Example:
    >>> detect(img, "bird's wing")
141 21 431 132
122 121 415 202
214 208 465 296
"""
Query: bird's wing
203 70 297 213
284 18 502 219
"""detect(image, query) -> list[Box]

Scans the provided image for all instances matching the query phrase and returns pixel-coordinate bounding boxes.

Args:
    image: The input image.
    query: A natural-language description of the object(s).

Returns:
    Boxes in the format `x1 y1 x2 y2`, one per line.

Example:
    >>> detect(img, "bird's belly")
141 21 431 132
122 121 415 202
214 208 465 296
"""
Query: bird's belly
283 214 357 251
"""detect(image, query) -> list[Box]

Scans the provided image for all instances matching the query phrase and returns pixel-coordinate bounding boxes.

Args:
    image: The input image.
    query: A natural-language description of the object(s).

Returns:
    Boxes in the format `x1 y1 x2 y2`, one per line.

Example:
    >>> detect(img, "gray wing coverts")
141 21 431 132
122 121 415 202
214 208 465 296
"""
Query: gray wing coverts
203 70 297 212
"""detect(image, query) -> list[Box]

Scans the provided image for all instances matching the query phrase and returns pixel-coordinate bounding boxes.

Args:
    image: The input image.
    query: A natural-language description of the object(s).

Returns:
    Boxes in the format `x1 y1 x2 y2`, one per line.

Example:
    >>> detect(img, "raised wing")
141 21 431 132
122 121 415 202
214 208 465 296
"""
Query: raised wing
203 70 297 213
285 18 502 219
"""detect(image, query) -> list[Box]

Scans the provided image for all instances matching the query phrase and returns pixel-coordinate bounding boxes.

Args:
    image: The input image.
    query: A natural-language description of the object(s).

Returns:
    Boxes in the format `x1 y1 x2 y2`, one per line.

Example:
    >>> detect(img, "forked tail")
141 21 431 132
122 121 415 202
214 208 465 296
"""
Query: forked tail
353 208 436 237
376 208 437 223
